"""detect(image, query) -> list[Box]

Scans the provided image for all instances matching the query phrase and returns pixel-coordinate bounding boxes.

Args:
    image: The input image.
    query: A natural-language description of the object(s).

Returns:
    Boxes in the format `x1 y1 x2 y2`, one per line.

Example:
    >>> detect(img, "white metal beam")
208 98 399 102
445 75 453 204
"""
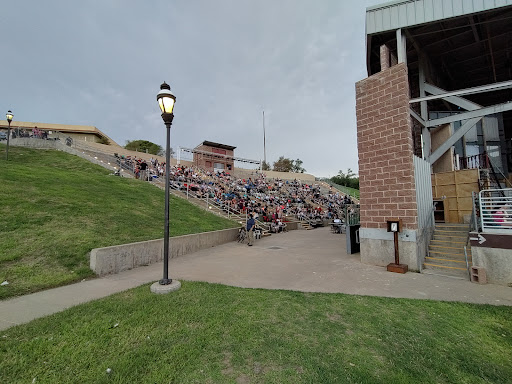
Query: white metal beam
423 83 481 111
409 80 512 104
425 102 512 128
409 108 425 126
427 118 481 164
396 28 407 65
419 61 430 159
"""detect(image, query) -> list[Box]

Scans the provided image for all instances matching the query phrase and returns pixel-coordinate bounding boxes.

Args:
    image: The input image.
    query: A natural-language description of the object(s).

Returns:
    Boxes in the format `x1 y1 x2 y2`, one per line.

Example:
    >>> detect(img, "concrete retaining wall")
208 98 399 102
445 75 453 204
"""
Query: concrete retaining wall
472 246 512 286
283 221 299 230
90 227 240 276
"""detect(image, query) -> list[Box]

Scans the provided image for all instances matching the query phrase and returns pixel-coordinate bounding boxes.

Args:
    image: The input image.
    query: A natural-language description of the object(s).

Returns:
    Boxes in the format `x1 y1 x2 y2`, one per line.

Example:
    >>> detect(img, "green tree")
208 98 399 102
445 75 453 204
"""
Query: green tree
272 156 293 172
331 168 359 189
272 157 306 173
97 137 110 145
125 140 164 156
261 161 271 171
291 158 306 173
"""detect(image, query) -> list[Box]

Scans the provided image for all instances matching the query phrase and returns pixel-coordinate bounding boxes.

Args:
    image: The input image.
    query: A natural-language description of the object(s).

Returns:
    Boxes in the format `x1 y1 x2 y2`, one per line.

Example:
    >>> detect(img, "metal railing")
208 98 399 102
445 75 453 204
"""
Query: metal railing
454 152 490 170
470 191 481 232
463 244 471 281
165 181 271 232
479 188 512 234
345 204 360 226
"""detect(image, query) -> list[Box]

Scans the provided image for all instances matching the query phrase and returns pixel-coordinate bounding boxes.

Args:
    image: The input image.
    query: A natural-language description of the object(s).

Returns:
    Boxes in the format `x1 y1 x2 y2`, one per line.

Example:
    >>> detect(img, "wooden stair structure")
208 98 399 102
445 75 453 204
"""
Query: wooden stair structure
423 223 471 279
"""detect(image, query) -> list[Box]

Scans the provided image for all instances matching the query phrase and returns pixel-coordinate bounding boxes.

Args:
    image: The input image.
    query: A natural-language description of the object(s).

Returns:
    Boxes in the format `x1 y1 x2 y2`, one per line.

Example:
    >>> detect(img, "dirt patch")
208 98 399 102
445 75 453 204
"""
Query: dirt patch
221 351 234 376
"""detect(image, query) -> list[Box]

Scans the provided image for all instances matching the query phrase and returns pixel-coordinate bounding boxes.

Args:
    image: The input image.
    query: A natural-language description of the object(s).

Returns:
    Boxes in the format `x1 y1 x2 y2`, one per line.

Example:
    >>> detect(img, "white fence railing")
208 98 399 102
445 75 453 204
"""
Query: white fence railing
479 188 512 234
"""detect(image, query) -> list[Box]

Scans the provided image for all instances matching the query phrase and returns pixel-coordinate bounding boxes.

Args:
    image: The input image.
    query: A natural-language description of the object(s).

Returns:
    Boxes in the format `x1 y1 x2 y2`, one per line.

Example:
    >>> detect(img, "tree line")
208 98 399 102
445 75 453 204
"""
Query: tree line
261 156 306 173
330 168 359 190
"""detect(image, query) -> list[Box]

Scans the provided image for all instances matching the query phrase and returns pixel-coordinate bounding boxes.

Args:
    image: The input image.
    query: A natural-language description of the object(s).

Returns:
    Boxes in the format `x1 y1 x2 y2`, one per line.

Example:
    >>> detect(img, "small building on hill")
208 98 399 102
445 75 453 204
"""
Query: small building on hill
193 141 236 172
0 120 114 145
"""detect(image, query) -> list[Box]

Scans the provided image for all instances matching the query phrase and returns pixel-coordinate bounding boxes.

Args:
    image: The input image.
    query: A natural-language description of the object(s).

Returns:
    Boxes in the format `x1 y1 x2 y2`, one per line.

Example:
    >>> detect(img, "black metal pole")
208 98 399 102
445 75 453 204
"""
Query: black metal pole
6 120 11 161
394 231 399 265
160 116 174 285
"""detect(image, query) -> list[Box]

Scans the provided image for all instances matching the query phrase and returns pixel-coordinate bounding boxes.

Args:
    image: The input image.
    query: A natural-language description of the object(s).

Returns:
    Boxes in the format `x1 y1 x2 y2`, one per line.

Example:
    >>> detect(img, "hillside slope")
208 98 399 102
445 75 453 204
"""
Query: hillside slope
0 145 237 299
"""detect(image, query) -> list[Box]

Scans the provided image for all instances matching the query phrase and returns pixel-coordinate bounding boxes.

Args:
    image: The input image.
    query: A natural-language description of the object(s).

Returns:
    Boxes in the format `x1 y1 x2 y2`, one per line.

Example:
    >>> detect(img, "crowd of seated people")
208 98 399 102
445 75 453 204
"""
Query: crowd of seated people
9 127 56 139
116 156 357 230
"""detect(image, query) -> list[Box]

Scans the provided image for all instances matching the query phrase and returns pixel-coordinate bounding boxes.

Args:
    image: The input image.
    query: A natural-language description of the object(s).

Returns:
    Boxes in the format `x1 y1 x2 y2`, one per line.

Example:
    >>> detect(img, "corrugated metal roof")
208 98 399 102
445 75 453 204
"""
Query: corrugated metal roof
366 0 512 35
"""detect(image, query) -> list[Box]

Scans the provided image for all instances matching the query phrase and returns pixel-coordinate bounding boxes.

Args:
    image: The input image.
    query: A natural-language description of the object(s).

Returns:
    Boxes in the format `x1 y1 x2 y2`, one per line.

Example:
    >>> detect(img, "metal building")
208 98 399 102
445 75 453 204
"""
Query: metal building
366 0 512 173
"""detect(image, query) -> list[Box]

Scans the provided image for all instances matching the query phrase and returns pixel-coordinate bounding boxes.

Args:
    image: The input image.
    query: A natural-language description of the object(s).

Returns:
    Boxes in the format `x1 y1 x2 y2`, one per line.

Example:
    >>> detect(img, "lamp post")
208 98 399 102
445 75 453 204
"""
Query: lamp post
5 110 13 160
157 82 176 286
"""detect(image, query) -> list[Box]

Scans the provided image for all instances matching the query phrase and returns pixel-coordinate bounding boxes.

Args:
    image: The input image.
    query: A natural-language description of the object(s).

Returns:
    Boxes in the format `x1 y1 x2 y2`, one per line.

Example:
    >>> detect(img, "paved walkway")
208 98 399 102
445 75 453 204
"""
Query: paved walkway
1 227 511 331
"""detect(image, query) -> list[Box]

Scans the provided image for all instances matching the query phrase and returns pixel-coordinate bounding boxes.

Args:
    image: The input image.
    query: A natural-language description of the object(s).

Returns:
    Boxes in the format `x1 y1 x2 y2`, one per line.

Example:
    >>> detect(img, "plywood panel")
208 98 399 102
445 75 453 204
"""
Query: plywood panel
458 197 474 211
431 169 479 224
434 172 456 185
446 210 459 223
445 198 458 210
458 210 471 223
454 169 479 184
437 184 457 197
457 183 479 196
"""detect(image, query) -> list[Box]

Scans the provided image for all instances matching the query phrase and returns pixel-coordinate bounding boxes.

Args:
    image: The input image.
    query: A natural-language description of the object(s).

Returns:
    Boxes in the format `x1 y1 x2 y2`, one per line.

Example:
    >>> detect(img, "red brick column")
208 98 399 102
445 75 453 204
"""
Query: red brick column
356 63 417 232
380 44 390 71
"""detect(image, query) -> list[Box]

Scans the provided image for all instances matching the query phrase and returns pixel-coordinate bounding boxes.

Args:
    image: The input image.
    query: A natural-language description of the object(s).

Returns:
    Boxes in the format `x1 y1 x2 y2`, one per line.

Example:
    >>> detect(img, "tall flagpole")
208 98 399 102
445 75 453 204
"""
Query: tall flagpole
263 110 266 166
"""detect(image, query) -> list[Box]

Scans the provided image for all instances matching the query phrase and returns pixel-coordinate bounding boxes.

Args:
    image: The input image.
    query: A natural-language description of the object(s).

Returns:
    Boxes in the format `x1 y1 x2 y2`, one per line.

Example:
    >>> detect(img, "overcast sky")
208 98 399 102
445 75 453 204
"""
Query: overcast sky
1 0 383 177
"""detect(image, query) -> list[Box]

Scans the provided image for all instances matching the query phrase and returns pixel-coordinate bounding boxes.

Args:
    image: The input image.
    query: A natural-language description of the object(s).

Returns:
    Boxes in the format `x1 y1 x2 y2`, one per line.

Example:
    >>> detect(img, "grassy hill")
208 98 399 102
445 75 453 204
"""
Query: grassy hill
0 144 237 299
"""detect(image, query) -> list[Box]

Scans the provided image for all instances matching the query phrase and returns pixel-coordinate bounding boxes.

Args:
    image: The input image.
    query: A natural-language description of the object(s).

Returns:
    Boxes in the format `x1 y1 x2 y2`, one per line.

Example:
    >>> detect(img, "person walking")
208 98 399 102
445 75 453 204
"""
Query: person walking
246 212 256 246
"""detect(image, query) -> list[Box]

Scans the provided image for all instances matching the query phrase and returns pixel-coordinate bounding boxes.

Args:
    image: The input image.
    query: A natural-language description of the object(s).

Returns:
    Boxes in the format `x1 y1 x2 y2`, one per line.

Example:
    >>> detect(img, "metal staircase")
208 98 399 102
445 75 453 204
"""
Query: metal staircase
423 223 471 279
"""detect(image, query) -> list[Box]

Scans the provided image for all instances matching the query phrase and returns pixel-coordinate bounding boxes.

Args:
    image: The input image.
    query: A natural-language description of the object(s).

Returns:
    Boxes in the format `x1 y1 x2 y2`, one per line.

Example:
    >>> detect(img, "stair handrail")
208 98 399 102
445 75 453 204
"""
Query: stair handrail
464 227 472 281
166 181 271 231
486 151 512 189
463 245 471 281
420 203 436 274
470 191 480 232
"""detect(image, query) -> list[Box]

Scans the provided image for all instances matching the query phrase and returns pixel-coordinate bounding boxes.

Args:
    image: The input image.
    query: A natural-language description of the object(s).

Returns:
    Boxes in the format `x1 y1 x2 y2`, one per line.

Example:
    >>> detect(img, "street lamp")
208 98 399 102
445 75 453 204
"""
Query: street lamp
5 110 13 160
157 82 176 286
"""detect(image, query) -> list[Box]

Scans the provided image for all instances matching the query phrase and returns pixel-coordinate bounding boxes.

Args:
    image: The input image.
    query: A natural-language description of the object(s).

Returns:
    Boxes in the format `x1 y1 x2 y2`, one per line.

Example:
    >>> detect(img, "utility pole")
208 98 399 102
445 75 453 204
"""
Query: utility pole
263 110 266 167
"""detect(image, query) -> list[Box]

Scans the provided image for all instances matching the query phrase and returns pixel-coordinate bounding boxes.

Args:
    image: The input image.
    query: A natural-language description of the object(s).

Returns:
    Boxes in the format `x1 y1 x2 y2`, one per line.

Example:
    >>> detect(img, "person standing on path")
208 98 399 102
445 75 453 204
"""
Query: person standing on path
246 212 256 246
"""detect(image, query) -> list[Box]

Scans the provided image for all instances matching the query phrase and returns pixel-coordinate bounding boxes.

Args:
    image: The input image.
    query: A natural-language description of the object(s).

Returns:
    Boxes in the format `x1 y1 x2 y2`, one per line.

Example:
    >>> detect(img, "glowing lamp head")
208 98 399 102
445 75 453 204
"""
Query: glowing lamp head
6 110 13 123
157 82 176 115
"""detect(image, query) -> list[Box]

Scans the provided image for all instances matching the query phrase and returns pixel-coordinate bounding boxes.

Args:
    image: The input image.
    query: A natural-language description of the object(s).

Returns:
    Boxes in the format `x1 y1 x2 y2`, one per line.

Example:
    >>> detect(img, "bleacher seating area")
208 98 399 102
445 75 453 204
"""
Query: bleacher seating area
114 154 356 226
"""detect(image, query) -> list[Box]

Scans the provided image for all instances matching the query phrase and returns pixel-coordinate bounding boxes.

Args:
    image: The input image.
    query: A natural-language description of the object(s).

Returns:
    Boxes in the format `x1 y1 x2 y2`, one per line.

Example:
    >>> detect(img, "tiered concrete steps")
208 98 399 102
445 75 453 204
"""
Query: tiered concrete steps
423 223 471 279
300 221 313 230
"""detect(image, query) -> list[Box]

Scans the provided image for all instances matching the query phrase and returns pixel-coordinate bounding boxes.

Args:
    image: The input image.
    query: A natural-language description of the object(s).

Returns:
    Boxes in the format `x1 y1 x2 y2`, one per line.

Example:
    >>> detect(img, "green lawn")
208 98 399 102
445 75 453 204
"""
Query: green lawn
322 179 360 200
1 281 511 383
0 145 237 299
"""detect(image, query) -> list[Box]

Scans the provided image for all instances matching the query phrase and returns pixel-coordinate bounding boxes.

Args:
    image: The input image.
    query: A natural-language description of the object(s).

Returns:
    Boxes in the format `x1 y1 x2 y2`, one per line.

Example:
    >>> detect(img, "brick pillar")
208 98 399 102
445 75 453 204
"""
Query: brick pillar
380 44 390 71
355 63 420 269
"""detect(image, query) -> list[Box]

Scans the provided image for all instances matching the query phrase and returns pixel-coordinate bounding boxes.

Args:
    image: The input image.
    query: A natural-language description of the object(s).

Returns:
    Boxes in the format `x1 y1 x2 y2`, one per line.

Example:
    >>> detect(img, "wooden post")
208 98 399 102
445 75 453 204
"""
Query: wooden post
386 219 408 273
394 231 399 265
